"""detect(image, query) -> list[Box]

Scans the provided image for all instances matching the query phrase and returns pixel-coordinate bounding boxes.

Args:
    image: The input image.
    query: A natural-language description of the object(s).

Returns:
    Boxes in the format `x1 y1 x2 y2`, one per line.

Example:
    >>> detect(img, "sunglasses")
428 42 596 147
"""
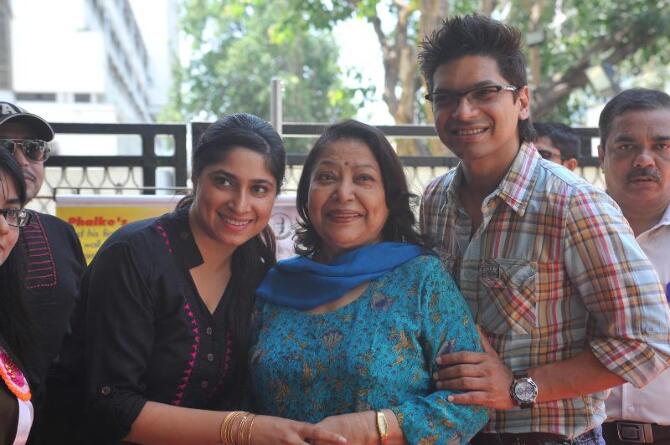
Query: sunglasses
0 138 51 162
0 208 31 228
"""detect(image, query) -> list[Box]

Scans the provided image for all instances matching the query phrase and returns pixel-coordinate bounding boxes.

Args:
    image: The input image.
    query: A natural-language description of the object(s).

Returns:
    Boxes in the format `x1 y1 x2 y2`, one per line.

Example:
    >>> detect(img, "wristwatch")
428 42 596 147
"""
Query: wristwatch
509 371 538 408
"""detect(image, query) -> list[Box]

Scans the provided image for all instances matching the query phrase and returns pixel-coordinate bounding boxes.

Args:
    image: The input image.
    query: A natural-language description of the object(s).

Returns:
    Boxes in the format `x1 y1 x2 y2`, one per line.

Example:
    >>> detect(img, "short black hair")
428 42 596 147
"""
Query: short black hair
419 14 535 143
294 120 425 257
534 122 580 161
599 88 670 149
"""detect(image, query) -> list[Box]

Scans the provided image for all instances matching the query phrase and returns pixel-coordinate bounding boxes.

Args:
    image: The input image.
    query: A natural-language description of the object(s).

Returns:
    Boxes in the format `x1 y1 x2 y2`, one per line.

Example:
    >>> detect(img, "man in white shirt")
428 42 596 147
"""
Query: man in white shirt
599 88 670 445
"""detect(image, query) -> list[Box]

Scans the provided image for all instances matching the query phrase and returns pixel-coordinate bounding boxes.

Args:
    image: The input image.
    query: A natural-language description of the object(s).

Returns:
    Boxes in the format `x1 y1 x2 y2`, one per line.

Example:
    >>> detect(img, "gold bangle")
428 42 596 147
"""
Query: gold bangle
376 410 389 445
220 412 233 444
222 411 245 445
236 412 252 445
245 414 257 445
228 411 246 445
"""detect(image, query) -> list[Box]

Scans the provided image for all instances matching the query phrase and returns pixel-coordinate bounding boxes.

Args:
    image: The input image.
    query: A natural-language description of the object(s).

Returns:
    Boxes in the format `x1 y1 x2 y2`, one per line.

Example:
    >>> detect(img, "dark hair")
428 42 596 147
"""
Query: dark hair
295 120 426 257
599 88 670 149
179 113 286 400
419 14 536 143
0 149 32 366
534 122 580 160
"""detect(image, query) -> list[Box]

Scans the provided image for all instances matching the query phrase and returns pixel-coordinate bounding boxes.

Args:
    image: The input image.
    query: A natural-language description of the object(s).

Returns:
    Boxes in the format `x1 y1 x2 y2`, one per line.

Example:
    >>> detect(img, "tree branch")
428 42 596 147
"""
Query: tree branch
532 22 658 119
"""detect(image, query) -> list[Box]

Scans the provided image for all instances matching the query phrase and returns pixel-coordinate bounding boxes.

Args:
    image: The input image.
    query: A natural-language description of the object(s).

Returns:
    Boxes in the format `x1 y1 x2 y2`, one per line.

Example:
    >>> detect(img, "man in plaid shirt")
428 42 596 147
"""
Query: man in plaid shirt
420 15 670 445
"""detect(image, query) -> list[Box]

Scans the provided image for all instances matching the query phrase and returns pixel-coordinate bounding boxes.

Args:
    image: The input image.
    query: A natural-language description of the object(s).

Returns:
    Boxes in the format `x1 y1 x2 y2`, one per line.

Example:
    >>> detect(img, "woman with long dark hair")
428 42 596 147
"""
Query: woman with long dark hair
81 114 346 445
0 149 34 445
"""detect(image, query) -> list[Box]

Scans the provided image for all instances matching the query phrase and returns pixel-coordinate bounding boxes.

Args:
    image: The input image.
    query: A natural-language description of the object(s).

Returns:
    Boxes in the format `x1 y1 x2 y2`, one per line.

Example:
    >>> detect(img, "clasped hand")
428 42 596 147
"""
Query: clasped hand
433 327 515 410
251 415 347 445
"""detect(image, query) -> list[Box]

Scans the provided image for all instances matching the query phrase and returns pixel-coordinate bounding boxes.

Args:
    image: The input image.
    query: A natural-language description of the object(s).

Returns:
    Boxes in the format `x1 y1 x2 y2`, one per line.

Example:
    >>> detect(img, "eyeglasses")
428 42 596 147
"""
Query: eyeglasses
425 84 518 111
0 138 51 162
537 148 562 161
0 208 30 228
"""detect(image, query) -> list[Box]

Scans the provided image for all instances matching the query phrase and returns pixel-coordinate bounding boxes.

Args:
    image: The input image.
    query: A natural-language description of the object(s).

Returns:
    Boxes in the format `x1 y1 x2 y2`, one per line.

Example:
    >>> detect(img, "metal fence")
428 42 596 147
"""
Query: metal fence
32 121 604 214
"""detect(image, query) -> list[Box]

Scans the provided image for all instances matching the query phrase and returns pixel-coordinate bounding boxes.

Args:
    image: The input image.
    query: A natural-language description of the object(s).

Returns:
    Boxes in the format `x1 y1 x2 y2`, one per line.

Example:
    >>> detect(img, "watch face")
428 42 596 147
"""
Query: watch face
514 379 537 402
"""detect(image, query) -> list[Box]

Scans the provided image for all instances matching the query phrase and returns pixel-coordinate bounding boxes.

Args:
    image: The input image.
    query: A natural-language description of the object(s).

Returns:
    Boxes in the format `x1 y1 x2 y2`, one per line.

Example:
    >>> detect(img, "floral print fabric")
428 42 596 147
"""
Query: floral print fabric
251 255 488 444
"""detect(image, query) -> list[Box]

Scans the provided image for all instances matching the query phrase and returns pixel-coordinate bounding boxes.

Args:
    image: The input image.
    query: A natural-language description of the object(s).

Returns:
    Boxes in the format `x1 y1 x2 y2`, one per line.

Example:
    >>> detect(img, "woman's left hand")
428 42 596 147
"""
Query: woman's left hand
312 412 377 445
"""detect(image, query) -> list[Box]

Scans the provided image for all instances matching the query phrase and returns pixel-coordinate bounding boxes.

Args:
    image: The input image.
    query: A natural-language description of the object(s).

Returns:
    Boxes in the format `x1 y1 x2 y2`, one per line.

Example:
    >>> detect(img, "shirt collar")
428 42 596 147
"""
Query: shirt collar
159 205 203 269
639 203 670 238
445 142 539 216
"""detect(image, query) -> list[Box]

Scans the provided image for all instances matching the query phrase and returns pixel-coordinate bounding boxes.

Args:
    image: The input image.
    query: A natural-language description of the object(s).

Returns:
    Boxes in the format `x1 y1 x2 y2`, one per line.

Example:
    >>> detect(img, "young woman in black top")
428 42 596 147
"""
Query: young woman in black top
81 114 346 444
0 149 34 445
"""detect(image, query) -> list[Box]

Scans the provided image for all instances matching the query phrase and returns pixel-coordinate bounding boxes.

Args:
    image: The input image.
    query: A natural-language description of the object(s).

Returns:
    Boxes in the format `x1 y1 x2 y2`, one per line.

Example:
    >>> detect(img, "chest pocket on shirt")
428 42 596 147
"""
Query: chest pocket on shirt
479 258 537 335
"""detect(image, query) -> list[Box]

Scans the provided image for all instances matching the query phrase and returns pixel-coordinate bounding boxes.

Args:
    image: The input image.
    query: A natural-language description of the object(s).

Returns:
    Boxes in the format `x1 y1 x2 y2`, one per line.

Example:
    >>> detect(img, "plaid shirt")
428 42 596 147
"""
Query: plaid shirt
421 143 670 437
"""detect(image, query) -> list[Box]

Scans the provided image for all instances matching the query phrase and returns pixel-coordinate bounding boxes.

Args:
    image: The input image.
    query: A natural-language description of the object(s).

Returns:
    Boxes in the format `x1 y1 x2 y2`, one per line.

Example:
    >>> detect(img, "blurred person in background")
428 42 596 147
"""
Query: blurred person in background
533 122 581 170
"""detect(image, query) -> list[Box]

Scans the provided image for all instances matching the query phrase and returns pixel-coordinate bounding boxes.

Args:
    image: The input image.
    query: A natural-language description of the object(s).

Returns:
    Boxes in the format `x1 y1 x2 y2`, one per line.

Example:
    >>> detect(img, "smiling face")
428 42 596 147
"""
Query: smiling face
189 147 277 252
599 108 670 214
0 171 21 266
307 139 389 261
0 122 45 201
431 55 529 170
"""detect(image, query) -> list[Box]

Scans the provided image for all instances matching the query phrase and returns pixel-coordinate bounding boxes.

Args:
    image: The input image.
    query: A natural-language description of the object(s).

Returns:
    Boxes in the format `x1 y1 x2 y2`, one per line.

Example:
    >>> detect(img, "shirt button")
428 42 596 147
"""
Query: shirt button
100 386 111 396
201 380 209 389
180 231 189 240
207 353 214 362
206 327 213 335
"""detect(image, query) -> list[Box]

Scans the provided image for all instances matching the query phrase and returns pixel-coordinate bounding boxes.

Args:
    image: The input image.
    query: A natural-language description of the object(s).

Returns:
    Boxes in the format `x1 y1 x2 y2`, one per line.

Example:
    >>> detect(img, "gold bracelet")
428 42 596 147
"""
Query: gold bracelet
228 411 247 445
222 411 245 445
236 412 253 445
220 411 237 444
245 414 257 445
375 410 389 445
219 412 232 444
221 411 240 445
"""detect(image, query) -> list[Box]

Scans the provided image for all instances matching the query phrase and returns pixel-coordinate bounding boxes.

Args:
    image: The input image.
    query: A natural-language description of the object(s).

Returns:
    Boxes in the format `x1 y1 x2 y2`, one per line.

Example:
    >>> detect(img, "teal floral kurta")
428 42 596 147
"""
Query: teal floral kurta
250 255 488 445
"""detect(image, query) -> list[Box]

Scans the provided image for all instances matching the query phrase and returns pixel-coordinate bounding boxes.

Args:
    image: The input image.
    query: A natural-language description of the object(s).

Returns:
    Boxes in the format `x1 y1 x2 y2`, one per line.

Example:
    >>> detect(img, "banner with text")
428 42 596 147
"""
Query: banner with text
56 194 298 263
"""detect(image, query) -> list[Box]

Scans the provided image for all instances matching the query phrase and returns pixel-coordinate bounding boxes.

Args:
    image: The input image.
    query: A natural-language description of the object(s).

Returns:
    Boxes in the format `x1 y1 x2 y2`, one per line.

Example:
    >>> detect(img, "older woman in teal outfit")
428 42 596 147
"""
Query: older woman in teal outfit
251 120 488 445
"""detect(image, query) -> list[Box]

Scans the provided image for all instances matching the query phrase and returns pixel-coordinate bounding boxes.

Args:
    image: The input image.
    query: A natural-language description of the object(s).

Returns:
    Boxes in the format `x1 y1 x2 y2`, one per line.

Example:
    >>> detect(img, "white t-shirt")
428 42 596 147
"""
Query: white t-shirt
606 204 670 425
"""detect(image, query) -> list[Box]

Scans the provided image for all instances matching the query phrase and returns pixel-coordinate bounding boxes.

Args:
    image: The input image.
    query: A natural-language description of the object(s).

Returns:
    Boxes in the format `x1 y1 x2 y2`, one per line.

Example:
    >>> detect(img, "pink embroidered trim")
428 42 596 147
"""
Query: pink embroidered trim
172 302 200 406
153 222 173 254
212 329 233 396
22 213 57 289
153 221 200 406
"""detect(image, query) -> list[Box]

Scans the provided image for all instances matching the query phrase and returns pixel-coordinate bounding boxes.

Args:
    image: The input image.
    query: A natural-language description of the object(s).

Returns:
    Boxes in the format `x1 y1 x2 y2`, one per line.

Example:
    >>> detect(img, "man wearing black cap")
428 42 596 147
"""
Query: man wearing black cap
0 102 85 400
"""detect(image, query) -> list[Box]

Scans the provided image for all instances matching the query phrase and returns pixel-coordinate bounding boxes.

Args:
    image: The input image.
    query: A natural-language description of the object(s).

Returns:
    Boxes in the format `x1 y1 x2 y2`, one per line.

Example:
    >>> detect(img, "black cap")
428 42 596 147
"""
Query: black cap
0 101 55 141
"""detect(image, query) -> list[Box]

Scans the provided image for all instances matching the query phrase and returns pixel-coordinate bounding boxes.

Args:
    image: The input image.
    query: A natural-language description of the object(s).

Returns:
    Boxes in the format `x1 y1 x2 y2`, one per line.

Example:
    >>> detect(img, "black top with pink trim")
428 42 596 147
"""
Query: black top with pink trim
20 212 85 393
81 207 237 443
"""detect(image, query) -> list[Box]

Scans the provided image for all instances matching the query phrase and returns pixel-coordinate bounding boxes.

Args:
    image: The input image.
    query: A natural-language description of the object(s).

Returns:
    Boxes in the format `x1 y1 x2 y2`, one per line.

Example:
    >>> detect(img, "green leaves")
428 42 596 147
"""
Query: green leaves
171 0 360 151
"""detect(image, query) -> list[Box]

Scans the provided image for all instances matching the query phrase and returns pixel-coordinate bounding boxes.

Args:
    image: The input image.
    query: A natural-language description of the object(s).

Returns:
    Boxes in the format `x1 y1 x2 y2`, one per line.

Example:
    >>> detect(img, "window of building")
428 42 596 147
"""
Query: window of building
74 93 92 103
15 92 57 102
